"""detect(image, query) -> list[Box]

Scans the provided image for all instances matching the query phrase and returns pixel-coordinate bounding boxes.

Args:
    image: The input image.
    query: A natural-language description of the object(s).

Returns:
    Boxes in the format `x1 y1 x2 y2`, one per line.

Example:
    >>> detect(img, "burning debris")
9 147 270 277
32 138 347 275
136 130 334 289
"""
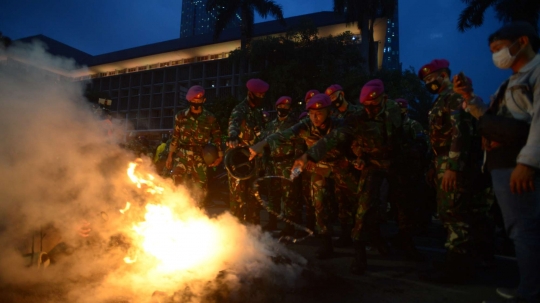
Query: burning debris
0 41 312 303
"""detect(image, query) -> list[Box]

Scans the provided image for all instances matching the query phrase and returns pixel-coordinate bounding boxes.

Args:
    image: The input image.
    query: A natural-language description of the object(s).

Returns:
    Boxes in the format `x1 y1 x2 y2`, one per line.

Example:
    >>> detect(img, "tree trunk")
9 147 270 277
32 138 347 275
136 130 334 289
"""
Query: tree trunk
359 14 371 75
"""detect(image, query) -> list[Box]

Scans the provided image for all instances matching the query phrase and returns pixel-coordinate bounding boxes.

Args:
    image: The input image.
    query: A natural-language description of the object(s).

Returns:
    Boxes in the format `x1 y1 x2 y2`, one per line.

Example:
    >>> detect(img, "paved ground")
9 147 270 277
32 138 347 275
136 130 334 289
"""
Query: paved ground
207 201 520 303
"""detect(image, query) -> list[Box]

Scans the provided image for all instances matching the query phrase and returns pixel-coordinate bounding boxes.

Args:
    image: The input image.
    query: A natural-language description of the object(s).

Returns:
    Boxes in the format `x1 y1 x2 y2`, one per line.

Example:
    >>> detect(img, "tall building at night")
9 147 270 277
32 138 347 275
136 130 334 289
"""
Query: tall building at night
180 0 242 38
382 2 401 70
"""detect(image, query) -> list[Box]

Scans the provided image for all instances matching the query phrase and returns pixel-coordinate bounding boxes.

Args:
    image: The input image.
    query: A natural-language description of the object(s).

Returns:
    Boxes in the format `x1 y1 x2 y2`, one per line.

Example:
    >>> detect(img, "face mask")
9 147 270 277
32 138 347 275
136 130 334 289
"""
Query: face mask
333 94 345 108
188 102 203 110
277 108 290 118
249 94 264 107
365 104 380 115
492 41 521 69
425 79 441 94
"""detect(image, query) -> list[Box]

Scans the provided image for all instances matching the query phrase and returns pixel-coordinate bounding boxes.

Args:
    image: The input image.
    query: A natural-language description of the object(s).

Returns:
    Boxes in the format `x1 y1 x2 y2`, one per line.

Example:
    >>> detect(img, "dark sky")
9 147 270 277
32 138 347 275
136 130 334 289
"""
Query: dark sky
1 0 512 99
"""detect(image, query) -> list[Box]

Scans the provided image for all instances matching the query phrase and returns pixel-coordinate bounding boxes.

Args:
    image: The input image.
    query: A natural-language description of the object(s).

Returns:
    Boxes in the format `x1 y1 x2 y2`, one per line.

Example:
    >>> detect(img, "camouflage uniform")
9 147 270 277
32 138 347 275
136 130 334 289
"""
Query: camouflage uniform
265 117 348 235
428 86 475 254
306 100 403 242
227 98 266 223
388 116 427 234
330 103 362 226
126 138 151 158
261 114 303 220
170 108 222 205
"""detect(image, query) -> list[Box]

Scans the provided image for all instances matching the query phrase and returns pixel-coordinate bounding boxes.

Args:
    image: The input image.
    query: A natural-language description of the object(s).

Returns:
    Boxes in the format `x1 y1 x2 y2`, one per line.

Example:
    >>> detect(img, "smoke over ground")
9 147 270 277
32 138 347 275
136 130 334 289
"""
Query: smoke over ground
0 42 308 303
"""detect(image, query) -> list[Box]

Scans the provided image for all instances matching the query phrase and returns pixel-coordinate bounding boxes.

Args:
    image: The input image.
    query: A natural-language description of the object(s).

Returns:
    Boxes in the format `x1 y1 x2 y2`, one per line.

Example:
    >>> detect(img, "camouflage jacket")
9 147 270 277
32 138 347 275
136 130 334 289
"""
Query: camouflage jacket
262 114 304 159
330 103 363 120
228 98 265 146
170 108 222 154
306 100 402 168
428 85 473 171
126 139 151 157
402 117 425 147
266 117 346 163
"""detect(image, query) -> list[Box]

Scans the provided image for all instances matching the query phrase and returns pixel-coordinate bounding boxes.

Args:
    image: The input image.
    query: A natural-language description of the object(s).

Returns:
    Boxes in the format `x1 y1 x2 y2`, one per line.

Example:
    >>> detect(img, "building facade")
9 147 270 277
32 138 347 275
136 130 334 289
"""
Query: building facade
180 0 242 38
382 3 401 70
9 12 393 133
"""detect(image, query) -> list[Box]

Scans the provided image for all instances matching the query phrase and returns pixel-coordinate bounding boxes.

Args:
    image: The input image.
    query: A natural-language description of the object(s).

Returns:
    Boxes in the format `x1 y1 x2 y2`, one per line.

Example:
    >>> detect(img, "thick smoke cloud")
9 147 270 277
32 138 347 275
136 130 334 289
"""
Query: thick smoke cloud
0 41 307 303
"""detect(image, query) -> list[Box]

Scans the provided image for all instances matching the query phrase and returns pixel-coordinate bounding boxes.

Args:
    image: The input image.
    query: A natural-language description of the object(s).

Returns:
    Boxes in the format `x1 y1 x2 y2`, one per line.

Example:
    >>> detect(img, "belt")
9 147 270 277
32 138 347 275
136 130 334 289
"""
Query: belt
432 145 450 156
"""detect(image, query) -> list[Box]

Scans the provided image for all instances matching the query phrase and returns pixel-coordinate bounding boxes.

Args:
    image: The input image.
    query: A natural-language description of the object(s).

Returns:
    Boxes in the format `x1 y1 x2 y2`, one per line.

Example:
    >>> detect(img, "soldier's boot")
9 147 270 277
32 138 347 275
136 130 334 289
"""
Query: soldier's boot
334 223 353 247
316 234 334 259
350 241 367 275
420 251 474 284
263 214 278 231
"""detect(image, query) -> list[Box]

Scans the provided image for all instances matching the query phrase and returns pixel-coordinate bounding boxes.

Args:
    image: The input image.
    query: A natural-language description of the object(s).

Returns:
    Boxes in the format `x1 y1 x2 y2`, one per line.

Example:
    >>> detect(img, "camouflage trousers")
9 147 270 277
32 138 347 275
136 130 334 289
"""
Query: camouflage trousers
387 160 425 234
333 161 360 225
300 170 315 228
434 155 473 254
351 167 388 241
309 163 333 235
266 159 298 219
171 148 208 206
228 157 262 224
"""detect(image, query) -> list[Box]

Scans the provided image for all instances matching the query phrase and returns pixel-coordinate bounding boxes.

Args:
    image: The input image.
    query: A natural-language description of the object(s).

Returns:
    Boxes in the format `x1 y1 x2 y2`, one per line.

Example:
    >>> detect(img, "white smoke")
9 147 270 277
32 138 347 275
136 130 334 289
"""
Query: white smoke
0 41 308 303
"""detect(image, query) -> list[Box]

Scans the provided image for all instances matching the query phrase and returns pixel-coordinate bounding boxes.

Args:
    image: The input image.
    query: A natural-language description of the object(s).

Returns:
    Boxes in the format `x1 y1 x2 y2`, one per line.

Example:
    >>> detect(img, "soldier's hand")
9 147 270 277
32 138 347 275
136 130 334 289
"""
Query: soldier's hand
353 158 365 170
293 153 308 171
452 75 474 100
209 156 223 167
442 169 458 192
248 140 267 160
227 140 238 148
165 154 173 169
510 163 535 194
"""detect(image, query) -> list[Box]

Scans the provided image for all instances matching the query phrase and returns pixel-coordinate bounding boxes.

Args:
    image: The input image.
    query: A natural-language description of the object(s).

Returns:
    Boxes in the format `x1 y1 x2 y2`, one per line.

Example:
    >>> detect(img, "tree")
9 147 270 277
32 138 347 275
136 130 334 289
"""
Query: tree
0 32 12 49
458 0 540 32
224 20 434 127
333 0 397 75
206 0 285 75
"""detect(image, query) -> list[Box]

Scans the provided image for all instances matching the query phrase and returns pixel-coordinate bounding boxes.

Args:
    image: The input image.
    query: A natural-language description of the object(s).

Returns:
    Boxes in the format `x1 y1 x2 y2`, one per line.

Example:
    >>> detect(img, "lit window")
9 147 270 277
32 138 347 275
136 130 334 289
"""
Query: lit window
388 47 391 52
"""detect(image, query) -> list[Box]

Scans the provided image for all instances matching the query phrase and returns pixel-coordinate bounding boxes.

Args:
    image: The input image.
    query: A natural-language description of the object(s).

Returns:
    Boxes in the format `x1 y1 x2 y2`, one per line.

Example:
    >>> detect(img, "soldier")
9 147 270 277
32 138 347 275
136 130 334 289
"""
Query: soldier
418 59 476 282
226 78 269 224
249 93 350 258
126 133 151 158
325 84 362 246
293 79 402 274
387 98 427 260
165 85 223 206
261 96 303 235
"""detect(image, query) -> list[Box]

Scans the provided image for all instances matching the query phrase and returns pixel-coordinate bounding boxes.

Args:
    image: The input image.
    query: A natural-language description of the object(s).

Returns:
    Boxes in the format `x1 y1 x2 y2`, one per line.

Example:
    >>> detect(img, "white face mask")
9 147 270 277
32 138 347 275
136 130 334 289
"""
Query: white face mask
492 41 521 69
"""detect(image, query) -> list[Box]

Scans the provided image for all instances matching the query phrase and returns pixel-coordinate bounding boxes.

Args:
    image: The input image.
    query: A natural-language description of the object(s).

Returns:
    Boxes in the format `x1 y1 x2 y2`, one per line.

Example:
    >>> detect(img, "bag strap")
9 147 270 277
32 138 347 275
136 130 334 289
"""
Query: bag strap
488 79 510 114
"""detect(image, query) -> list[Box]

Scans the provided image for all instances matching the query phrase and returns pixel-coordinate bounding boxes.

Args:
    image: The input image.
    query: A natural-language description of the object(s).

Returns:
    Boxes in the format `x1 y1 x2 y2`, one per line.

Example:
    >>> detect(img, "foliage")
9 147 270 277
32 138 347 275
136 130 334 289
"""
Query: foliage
0 32 12 49
207 0 285 75
205 95 241 135
458 0 540 32
224 20 434 128
333 0 397 74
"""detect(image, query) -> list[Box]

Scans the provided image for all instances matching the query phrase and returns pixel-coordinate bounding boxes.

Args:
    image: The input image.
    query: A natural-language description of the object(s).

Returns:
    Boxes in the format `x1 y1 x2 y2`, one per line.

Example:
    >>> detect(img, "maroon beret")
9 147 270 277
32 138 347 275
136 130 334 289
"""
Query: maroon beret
298 111 308 120
304 89 320 102
306 93 332 110
186 85 205 101
395 98 409 109
246 78 269 93
325 84 343 96
359 79 385 104
276 96 292 106
418 59 450 79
